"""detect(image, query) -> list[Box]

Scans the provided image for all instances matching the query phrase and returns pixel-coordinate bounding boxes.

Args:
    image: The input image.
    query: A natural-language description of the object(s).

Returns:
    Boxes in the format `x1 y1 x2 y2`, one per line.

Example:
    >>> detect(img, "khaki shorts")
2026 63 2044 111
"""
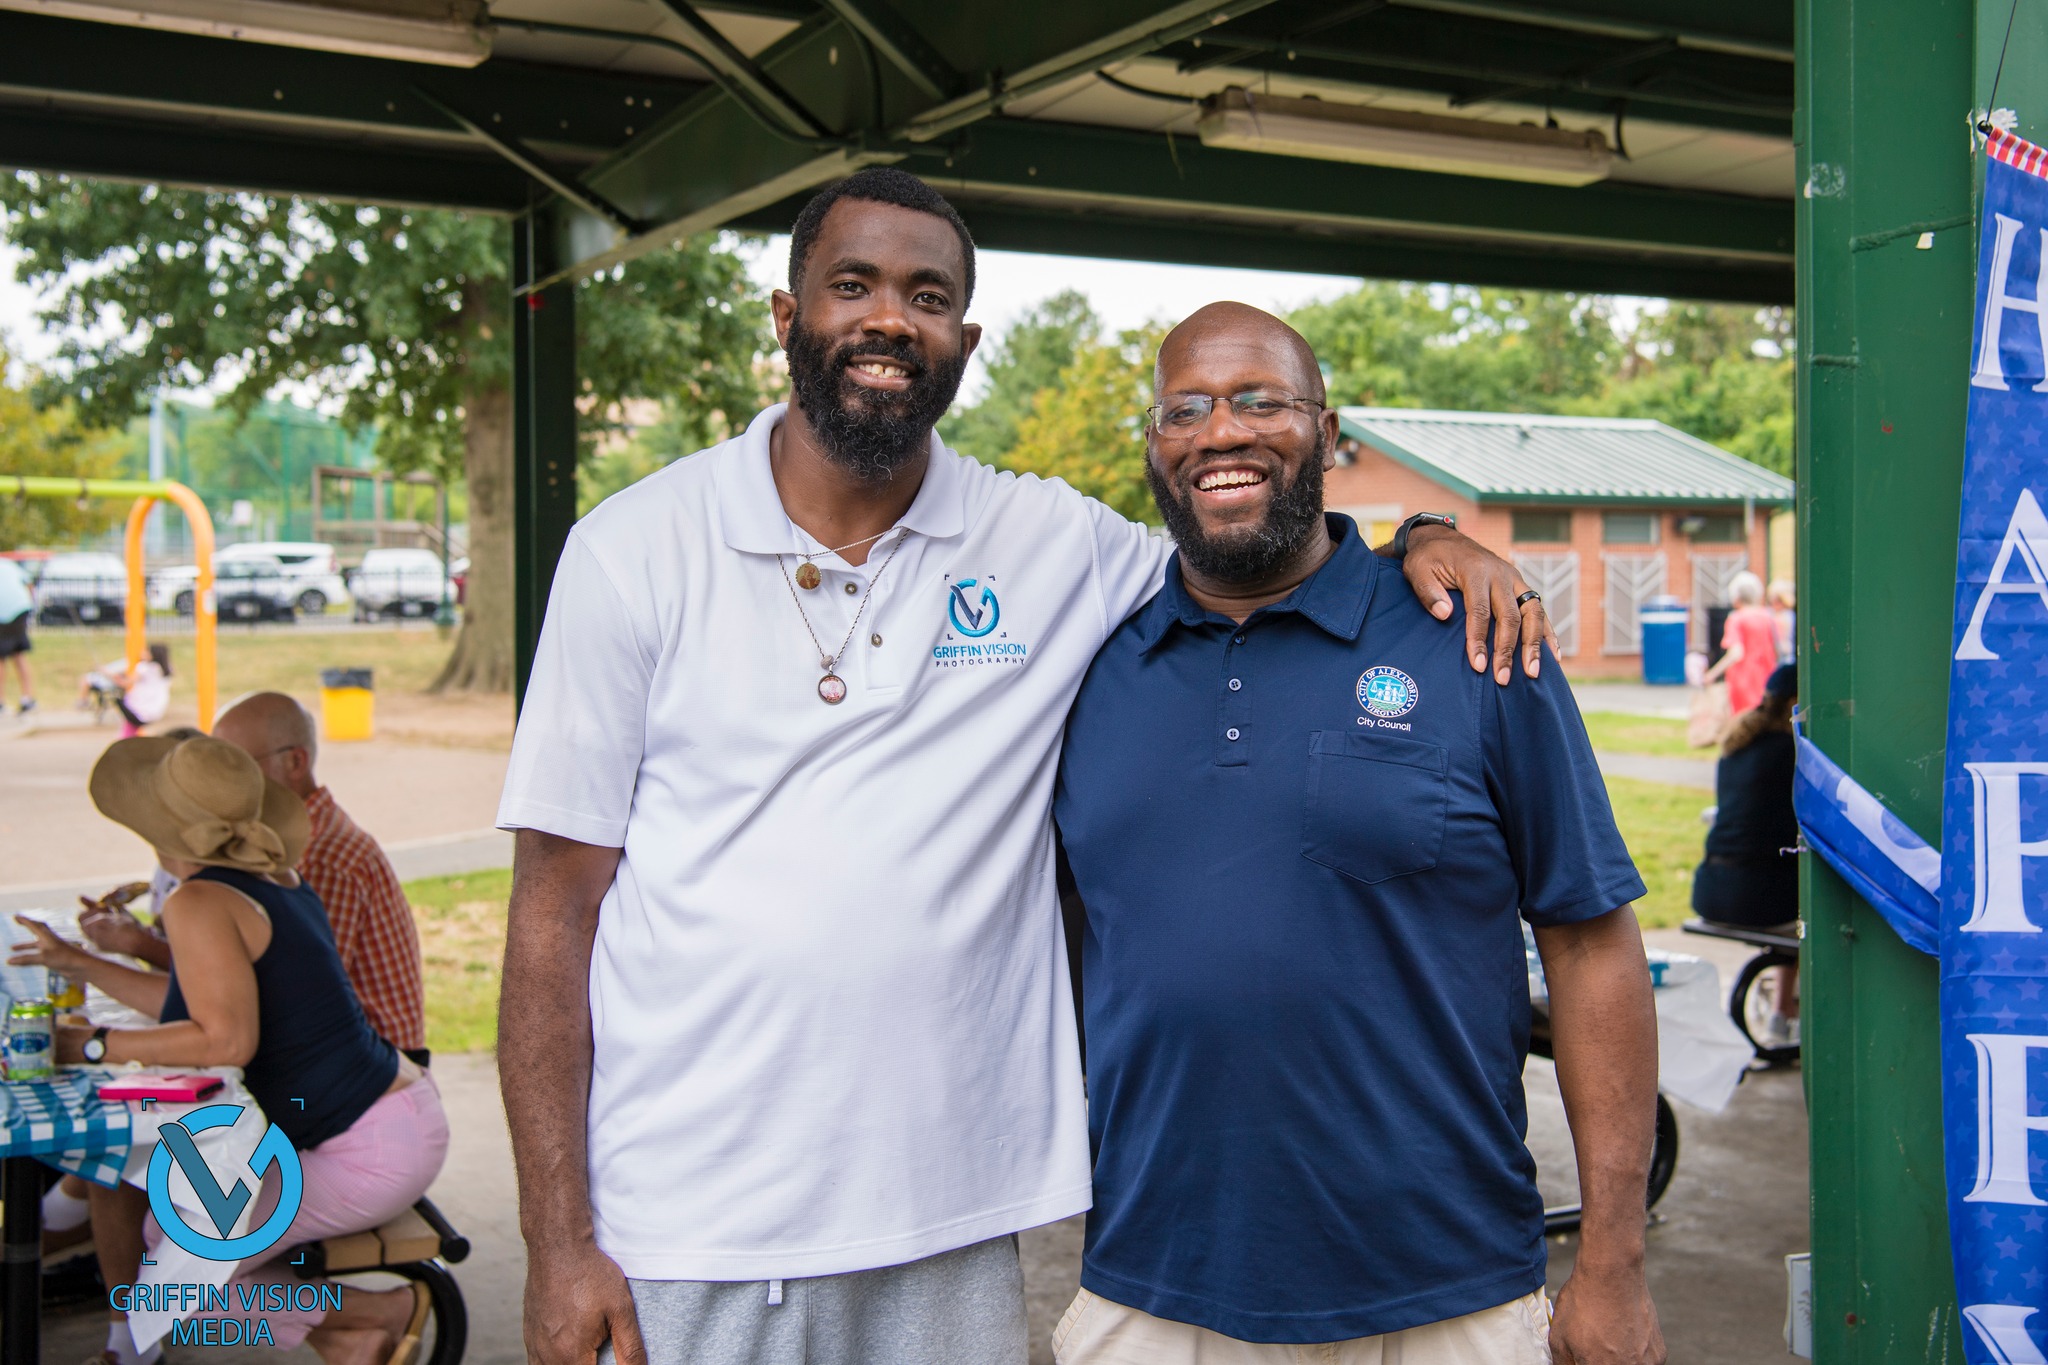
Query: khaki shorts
1053 1286 1552 1365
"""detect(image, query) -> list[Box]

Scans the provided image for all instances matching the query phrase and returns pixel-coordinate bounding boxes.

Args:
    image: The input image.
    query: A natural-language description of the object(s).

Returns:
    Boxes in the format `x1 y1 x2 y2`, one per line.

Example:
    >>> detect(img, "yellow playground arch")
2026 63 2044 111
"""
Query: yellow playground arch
9 476 217 729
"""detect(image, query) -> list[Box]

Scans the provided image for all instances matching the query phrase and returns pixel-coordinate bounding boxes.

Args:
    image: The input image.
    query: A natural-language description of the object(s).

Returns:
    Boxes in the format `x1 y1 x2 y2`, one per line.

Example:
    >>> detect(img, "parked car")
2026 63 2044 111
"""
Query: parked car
149 540 350 616
212 555 297 623
34 552 128 625
350 547 447 620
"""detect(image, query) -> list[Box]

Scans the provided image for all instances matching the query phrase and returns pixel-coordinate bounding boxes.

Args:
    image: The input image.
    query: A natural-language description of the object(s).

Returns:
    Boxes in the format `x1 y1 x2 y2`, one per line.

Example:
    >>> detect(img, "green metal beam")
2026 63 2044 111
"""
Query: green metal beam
548 0 1287 277
934 119 1790 265
1797 0 1972 1356
1388 0 1792 60
817 0 964 101
511 207 579 707
0 10 699 162
0 107 531 211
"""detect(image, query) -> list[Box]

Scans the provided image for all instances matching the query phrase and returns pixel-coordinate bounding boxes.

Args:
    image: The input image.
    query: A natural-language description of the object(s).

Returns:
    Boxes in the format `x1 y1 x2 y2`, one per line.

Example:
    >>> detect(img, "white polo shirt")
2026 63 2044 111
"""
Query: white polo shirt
498 404 1170 1281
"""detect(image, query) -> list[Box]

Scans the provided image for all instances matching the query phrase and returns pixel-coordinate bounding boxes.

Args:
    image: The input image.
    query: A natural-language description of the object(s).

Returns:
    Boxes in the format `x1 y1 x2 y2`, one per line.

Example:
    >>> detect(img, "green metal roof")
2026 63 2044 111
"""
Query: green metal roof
1335 407 1795 508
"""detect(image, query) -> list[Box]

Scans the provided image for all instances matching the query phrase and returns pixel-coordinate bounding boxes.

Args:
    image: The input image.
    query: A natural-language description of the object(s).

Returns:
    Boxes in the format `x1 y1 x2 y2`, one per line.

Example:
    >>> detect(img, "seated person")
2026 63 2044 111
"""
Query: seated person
1692 663 1800 1043
76 644 173 737
11 735 448 1365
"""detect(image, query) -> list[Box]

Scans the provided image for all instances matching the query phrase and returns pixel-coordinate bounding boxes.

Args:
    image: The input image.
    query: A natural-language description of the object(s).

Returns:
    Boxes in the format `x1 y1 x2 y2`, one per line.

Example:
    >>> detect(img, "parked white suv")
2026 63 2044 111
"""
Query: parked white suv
350 547 448 620
34 552 128 625
150 541 351 616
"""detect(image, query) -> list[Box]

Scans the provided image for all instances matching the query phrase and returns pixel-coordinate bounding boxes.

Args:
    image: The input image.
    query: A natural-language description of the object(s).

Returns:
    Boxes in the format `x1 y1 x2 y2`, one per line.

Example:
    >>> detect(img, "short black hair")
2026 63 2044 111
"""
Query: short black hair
787 167 976 307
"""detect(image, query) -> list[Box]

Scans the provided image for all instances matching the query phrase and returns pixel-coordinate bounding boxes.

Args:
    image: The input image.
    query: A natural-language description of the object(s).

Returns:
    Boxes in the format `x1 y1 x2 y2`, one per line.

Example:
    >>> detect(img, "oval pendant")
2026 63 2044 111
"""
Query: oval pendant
817 673 847 704
795 561 822 590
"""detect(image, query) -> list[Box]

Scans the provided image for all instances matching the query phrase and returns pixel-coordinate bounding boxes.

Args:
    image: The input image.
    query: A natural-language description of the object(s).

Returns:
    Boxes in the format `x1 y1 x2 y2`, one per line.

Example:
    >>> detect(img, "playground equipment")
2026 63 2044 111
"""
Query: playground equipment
8 476 218 730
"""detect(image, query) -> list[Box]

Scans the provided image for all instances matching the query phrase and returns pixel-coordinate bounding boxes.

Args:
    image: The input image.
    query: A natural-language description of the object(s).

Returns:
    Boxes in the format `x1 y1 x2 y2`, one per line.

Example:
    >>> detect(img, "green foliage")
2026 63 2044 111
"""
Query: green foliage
1001 324 1165 525
0 173 769 484
0 357 126 550
940 290 1102 464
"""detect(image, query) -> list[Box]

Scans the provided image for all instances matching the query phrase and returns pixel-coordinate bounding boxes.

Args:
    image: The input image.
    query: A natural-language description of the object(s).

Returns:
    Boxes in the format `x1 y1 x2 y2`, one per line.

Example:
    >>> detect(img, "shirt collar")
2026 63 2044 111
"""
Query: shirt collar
303 785 335 832
717 403 967 554
1138 513 1381 653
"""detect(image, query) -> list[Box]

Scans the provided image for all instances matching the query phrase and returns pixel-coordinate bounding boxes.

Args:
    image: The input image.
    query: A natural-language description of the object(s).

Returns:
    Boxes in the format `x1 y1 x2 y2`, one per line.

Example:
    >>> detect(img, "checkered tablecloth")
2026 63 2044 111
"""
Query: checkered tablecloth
0 1071 133 1186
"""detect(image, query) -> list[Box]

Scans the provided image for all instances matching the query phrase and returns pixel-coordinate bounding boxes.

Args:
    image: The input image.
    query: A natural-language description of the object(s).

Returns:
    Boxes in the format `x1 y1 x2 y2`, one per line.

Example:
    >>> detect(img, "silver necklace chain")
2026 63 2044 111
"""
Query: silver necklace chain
795 527 890 564
777 533 905 674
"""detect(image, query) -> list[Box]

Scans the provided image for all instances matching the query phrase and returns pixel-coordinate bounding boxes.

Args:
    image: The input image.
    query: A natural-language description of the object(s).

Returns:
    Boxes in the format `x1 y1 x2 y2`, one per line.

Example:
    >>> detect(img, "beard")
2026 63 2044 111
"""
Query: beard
785 311 968 482
1147 432 1330 585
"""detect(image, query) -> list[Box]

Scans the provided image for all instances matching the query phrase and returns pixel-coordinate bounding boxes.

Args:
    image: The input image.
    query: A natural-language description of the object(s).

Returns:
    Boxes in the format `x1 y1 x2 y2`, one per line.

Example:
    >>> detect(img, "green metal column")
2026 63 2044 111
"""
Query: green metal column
1797 0 1976 1358
511 206 579 706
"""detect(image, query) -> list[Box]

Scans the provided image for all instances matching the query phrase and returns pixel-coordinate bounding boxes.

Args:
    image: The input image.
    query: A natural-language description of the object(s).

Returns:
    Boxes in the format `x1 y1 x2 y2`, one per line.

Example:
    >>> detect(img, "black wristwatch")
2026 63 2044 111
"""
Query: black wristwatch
1391 512 1458 557
81 1027 109 1064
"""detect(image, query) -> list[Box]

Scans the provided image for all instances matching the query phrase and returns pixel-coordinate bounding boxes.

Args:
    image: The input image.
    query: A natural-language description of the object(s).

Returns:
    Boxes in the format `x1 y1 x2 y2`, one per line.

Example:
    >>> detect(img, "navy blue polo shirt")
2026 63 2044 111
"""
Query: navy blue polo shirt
1053 516 1645 1344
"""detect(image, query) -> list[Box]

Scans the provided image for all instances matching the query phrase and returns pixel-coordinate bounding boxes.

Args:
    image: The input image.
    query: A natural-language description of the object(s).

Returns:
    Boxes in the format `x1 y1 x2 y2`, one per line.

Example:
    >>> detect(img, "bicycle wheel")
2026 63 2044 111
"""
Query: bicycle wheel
1731 950 1801 1065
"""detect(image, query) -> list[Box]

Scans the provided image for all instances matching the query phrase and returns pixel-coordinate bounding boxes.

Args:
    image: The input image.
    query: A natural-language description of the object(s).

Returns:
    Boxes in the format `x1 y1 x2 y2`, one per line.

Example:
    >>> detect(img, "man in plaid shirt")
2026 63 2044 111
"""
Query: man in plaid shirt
213 692 429 1061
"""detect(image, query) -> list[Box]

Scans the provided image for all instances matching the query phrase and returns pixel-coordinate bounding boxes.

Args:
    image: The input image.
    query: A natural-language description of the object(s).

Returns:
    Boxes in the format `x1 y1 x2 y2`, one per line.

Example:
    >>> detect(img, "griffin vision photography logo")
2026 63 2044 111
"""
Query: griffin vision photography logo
148 1103 303 1260
933 572 1030 670
947 577 1001 637
1357 666 1420 720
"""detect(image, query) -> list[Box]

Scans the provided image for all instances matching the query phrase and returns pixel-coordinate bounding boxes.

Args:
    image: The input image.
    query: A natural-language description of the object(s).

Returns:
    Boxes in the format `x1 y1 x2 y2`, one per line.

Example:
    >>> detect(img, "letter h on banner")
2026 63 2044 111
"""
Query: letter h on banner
1973 212 2048 393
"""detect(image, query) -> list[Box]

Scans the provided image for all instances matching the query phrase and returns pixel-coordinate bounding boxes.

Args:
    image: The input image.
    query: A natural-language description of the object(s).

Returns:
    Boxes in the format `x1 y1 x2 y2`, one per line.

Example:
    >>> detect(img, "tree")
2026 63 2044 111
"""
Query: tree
0 175 766 692
939 289 1101 464
1001 325 1165 525
0 355 126 550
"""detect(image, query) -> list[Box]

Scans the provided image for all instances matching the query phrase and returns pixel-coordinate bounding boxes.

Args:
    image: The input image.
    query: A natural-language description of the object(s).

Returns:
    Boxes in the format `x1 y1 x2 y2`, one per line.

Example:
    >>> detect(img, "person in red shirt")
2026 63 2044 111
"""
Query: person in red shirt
1702 571 1779 717
215 691 429 1061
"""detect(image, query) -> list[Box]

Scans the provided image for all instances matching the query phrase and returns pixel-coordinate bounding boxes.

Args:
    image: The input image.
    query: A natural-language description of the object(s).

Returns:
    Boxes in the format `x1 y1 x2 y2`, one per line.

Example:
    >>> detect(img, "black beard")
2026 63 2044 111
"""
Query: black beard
785 312 968 482
1147 433 1329 585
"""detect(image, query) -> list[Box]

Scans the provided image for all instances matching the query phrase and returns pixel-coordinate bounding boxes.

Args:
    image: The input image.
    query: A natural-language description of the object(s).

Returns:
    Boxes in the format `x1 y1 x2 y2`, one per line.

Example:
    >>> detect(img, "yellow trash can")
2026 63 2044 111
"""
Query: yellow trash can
319 668 375 742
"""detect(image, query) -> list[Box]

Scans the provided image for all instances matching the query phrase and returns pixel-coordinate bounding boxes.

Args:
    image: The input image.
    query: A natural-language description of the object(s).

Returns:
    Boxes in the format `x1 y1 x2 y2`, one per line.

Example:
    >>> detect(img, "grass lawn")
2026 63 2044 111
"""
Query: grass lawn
22 624 456 705
1605 775 1712 929
406 867 511 1055
1579 711 1702 760
403 773 1712 1052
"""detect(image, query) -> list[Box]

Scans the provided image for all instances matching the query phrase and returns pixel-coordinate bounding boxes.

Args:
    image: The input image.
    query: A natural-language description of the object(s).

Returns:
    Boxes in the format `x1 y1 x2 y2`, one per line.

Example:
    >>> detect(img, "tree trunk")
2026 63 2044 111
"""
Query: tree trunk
431 380 515 694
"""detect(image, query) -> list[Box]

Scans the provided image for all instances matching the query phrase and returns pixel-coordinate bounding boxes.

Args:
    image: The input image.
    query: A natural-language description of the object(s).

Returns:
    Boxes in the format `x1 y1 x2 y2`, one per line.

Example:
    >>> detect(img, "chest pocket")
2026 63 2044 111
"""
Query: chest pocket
1302 730 1449 885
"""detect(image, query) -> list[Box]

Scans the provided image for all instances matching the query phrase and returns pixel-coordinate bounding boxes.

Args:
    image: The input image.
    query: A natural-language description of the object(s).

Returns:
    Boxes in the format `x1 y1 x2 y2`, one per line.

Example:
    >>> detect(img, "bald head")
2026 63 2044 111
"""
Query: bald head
1155 301 1324 403
214 691 319 798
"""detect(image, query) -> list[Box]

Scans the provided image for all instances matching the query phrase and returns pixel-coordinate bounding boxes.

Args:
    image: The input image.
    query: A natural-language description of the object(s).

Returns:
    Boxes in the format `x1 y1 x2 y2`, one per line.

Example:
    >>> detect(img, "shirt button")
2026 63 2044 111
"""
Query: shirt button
1233 635 1245 645
844 582 859 595
1228 678 1242 691
1225 728 1241 741
870 633 883 647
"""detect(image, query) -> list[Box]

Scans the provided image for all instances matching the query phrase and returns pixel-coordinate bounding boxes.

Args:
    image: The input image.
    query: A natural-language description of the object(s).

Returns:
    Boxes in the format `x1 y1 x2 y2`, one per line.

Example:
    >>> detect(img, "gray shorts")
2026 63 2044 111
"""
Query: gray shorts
601 1234 1027 1365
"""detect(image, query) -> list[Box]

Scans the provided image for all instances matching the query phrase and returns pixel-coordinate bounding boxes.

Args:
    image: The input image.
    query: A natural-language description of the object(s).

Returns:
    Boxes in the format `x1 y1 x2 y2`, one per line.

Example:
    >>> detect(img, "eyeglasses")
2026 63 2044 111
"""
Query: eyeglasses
1146 391 1324 433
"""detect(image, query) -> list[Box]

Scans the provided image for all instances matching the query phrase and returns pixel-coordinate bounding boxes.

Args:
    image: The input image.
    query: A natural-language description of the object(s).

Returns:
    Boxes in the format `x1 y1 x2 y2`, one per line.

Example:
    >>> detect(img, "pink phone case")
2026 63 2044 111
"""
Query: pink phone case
95 1074 225 1103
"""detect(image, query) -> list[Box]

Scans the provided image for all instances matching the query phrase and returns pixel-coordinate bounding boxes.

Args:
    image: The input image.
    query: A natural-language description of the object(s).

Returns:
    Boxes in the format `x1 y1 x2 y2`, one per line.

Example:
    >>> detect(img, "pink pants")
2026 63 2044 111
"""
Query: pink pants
148 1074 451 1347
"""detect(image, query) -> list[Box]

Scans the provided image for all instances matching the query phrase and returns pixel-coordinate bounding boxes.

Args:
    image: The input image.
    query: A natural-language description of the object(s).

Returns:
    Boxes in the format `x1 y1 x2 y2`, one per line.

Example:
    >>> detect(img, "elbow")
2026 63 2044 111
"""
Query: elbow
203 1027 259 1069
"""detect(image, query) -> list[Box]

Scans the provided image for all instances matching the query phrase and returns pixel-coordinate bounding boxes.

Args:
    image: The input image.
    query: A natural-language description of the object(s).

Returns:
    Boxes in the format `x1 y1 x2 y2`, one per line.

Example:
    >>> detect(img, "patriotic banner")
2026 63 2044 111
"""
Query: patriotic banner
1943 125 2048 1365
1792 733 1939 956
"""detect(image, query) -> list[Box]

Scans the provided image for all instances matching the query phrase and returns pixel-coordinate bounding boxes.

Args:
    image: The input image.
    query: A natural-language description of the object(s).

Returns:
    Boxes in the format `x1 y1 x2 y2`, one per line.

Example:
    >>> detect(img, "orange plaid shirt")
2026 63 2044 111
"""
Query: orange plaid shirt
299 787 426 1052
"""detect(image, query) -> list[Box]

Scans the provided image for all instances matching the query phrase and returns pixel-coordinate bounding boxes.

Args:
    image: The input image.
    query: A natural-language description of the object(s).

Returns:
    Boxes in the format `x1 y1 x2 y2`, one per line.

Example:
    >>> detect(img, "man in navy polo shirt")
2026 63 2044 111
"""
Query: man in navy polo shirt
1054 303 1664 1365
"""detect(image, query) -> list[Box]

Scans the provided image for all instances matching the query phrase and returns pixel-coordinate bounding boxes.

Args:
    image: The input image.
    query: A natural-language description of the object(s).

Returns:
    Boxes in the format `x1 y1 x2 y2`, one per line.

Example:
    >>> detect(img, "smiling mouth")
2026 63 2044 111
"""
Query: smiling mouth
849 360 913 380
1196 467 1269 493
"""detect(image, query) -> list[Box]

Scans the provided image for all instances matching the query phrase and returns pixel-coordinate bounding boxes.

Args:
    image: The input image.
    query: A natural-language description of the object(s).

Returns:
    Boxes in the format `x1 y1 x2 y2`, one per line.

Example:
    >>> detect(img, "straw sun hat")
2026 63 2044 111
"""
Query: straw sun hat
89 735 308 875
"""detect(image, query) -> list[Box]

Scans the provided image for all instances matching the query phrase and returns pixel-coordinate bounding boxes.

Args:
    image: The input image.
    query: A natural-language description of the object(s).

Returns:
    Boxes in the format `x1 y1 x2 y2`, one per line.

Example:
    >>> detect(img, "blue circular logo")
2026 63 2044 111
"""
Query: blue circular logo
147 1103 304 1262
1357 666 1419 718
947 578 1000 638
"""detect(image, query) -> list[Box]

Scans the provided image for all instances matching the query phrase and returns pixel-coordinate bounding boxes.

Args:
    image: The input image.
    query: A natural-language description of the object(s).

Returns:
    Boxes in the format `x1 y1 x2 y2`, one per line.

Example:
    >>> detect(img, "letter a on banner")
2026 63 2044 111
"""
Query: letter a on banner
1945 126 2048 1363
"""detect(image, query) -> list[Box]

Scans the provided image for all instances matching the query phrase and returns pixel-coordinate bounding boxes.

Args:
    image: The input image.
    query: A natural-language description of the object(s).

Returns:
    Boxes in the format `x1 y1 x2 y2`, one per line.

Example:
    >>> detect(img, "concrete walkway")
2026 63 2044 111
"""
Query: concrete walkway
1595 749 1717 790
1571 679 1694 719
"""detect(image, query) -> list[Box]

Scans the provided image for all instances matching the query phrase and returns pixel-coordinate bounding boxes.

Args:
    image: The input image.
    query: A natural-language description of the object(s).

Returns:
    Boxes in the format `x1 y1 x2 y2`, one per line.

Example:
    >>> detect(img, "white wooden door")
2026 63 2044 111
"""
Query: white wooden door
1513 552 1580 658
1603 554 1667 654
1690 551 1750 646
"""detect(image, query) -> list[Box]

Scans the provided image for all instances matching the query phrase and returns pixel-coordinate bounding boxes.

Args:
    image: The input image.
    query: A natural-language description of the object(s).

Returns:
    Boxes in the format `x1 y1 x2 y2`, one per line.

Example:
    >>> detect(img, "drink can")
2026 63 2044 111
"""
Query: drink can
6 1000 55 1081
48 971 84 1012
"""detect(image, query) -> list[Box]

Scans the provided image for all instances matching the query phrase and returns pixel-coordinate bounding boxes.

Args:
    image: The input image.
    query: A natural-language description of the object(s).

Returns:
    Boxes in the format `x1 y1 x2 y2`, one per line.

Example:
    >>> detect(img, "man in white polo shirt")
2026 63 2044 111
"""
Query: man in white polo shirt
496 168 1551 1365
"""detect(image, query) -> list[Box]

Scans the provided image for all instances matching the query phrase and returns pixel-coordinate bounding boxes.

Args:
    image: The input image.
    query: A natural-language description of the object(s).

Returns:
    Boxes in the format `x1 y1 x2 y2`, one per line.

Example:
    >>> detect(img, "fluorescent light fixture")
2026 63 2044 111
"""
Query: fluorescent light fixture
1197 88 1613 186
2 0 491 66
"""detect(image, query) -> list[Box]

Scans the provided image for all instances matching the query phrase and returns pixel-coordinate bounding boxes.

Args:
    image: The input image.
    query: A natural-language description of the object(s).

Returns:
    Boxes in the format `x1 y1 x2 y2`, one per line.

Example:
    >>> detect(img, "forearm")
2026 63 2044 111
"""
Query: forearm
1538 909 1659 1269
72 954 170 1017
501 831 617 1249
100 1020 239 1067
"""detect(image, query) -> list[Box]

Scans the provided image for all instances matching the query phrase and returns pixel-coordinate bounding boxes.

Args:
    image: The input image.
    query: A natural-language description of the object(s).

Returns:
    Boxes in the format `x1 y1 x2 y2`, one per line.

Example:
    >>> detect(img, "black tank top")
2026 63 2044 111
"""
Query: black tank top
161 867 399 1149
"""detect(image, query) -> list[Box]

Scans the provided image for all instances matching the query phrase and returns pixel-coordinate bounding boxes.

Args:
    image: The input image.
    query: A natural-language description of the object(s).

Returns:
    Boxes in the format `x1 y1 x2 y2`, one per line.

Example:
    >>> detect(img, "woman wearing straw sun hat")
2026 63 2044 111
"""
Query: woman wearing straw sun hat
9 735 448 1365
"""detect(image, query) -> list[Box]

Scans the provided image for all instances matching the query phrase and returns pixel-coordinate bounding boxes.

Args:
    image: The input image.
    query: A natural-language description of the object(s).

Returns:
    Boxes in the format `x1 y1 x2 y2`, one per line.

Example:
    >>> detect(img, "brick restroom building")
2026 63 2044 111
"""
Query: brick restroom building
1326 409 1795 679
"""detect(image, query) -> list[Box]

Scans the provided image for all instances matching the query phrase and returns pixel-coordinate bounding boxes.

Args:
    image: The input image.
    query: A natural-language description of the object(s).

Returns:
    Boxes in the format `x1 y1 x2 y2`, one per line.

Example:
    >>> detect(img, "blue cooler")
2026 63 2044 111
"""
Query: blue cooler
1640 595 1689 684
